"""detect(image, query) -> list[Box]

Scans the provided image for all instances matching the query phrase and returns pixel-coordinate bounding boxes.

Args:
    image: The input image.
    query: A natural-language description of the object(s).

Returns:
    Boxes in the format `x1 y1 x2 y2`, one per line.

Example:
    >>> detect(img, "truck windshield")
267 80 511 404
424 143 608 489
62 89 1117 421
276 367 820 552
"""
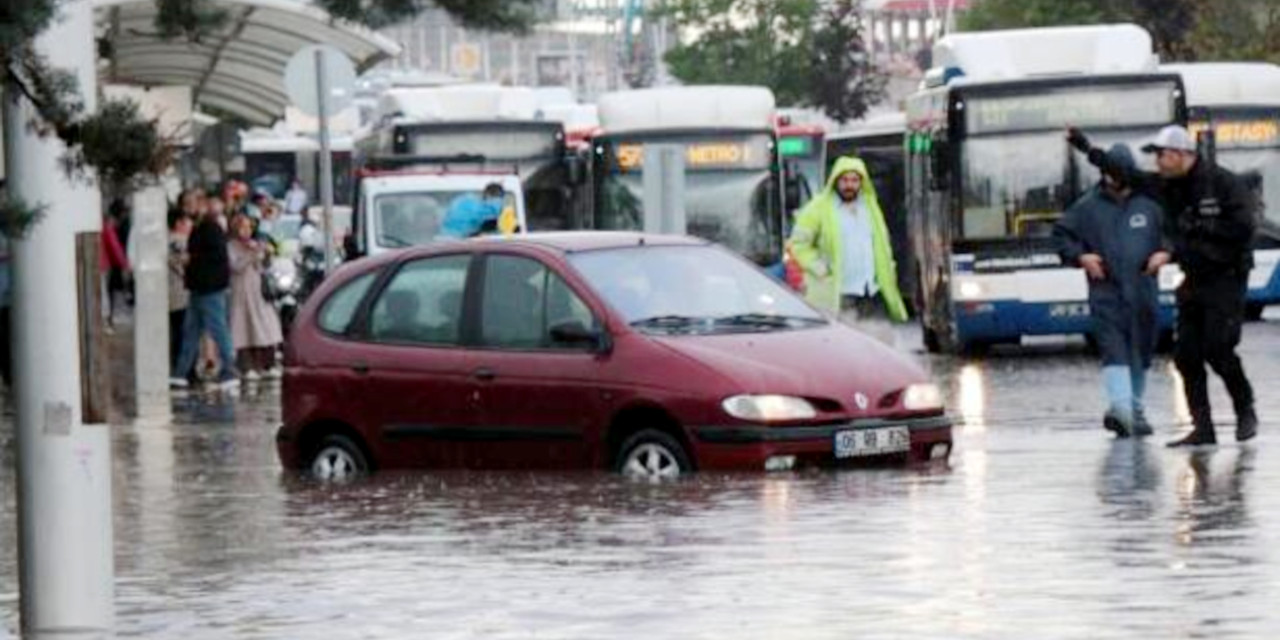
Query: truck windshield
374 190 517 247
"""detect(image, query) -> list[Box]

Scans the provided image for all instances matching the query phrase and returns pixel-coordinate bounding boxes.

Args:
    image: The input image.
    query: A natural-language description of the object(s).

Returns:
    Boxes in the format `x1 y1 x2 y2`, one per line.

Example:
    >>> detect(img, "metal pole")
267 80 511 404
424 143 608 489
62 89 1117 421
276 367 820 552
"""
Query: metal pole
2 0 114 632
315 48 336 271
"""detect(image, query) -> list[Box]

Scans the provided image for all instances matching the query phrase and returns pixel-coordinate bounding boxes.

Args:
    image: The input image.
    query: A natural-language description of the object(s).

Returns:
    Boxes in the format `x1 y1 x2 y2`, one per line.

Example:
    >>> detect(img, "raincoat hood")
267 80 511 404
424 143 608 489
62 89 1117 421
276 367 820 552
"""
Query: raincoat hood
823 156 881 209
1103 144 1137 188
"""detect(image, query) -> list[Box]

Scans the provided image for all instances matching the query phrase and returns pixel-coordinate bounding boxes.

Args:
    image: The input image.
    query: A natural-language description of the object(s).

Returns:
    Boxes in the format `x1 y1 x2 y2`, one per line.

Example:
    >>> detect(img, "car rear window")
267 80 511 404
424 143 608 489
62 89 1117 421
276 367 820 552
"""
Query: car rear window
318 272 377 334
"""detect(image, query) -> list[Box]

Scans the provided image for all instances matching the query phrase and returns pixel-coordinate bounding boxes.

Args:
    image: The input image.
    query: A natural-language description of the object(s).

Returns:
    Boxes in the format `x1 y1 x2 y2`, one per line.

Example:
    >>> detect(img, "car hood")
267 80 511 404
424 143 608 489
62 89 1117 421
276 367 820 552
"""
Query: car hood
647 324 928 411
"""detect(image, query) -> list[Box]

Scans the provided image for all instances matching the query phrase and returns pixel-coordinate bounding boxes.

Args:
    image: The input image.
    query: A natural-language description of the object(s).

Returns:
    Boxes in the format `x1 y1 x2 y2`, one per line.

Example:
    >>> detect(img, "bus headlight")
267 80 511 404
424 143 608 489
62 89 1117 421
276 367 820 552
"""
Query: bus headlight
957 281 985 300
902 383 944 411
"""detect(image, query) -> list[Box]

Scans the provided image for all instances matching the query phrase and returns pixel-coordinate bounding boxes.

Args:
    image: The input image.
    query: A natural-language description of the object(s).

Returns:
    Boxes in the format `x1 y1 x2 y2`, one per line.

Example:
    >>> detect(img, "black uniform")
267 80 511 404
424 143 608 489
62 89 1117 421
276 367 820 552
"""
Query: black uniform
1070 130 1258 444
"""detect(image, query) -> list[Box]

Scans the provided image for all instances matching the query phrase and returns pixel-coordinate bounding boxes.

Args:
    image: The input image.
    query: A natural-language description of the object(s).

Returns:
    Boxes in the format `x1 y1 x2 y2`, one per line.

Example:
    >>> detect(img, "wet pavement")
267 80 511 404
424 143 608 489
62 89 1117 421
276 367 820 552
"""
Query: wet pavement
1 319 1279 638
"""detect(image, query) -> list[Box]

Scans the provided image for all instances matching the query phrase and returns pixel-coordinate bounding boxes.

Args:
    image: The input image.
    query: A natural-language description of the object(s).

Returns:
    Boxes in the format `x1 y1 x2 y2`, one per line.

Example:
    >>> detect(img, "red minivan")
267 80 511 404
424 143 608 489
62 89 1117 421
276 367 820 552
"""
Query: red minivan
277 232 952 480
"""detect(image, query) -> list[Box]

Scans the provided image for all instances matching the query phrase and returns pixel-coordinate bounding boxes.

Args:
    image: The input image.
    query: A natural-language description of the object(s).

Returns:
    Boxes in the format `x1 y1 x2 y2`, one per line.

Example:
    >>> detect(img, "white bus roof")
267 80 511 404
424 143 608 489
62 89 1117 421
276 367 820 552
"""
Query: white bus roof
240 134 353 153
831 112 906 138
539 103 599 131
375 85 541 124
1162 62 1280 107
931 24 1158 84
597 86 776 134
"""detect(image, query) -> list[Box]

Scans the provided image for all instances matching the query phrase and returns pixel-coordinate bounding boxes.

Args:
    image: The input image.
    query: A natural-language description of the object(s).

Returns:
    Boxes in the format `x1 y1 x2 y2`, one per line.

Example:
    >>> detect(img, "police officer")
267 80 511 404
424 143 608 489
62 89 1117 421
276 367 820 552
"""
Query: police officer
1069 125 1259 447
1054 144 1167 439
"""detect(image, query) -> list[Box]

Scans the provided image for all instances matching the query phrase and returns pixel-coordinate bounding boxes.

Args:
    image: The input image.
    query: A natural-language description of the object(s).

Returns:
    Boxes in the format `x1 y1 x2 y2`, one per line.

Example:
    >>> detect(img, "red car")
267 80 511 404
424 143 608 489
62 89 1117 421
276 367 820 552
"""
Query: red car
277 232 952 480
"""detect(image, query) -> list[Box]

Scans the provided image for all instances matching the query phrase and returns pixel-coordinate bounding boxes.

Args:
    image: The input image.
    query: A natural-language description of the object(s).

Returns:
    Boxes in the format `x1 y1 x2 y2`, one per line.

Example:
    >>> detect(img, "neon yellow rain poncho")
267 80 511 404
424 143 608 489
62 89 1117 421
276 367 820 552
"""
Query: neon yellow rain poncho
787 156 908 321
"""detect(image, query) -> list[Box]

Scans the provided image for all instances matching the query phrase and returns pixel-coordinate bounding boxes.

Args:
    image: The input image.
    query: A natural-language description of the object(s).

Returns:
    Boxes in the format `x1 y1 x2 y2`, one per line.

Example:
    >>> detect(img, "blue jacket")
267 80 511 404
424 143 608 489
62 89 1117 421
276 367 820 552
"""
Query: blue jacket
441 194 502 239
1054 145 1166 367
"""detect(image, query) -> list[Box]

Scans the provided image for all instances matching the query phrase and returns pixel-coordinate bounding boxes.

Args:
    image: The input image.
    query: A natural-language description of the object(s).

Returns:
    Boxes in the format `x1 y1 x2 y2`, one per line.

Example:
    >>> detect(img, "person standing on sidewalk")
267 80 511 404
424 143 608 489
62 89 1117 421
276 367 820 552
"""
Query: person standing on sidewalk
1070 125 1259 447
168 208 192 375
787 155 908 345
227 213 283 381
170 203 238 390
1054 143 1169 439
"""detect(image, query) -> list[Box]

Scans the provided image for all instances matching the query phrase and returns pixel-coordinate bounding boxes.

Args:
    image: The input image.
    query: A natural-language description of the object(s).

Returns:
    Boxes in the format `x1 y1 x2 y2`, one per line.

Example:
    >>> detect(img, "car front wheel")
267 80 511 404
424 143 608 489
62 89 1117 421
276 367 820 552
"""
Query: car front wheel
616 429 691 479
309 434 369 481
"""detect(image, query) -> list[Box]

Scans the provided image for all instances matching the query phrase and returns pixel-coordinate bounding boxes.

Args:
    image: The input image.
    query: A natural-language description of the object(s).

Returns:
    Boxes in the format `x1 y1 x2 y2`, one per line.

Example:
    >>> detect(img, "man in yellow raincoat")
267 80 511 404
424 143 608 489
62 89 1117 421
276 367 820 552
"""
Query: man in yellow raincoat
787 156 907 342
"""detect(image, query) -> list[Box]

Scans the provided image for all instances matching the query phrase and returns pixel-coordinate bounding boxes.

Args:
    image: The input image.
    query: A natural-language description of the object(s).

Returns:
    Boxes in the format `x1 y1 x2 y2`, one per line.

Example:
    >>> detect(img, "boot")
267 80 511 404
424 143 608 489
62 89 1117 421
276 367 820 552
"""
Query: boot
1131 409 1154 438
1103 411 1131 439
1167 422 1217 448
1236 405 1258 443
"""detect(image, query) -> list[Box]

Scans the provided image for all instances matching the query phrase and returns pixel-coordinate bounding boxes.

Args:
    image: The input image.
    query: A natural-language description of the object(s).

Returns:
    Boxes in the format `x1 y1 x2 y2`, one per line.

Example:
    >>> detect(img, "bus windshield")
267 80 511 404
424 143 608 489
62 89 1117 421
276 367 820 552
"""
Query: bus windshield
595 134 782 265
961 128 1163 241
1219 147 1280 228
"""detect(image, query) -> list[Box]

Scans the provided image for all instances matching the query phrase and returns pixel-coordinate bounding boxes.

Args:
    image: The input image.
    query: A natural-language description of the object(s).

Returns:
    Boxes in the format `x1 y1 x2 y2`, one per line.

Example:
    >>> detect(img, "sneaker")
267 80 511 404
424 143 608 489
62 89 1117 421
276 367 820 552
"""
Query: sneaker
263 367 283 380
1103 411 1131 439
1131 410 1154 438
244 370 262 382
1236 406 1258 443
217 375 240 391
169 377 190 389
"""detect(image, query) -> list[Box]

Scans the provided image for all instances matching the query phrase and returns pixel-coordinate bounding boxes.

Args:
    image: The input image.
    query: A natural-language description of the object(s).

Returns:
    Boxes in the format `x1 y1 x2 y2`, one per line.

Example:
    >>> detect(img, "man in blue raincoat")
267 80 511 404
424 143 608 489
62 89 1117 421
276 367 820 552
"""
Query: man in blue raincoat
441 183 505 239
1054 144 1171 438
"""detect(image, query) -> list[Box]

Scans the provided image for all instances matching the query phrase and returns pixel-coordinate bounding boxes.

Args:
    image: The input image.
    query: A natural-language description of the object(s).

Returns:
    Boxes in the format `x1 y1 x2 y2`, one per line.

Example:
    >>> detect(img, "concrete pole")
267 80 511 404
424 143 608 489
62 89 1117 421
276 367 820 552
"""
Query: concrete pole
132 184 171 423
2 0 115 633
315 49 336 272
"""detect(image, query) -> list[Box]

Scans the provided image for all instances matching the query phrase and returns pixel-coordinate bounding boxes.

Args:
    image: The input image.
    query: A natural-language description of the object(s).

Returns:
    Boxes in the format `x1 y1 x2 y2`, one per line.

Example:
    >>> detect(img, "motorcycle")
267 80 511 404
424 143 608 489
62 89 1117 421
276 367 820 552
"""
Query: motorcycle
267 246 326 335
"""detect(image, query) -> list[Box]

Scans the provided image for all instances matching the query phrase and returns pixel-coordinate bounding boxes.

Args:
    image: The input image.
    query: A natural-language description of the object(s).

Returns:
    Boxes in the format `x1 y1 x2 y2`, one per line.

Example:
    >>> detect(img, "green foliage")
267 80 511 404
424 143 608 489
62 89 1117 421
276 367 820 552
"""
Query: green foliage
0 197 47 240
960 0 1279 63
76 100 169 196
662 0 885 123
154 0 230 41
314 0 541 32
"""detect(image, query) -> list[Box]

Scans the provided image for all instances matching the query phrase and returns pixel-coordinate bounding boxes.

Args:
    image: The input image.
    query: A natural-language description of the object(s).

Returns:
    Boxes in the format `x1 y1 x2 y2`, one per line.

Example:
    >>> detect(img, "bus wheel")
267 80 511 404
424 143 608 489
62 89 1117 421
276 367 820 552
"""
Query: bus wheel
1244 303 1265 322
959 340 990 357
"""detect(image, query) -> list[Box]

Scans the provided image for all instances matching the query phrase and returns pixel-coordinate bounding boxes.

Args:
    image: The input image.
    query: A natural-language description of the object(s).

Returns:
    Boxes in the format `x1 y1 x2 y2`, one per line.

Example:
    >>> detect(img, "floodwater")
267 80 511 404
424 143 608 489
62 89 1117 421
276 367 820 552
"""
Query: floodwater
1 322 1279 638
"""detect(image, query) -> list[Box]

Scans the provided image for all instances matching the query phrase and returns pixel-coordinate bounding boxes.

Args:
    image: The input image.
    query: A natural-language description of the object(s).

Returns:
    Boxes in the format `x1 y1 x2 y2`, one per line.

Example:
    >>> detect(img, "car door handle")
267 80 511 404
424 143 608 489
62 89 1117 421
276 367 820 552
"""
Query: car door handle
350 361 370 375
472 367 496 382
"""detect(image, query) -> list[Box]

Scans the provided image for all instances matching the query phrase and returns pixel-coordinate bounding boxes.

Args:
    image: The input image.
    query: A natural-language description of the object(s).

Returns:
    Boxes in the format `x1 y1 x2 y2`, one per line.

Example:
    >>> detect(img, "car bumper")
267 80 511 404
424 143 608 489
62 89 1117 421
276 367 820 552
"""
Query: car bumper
690 414 953 470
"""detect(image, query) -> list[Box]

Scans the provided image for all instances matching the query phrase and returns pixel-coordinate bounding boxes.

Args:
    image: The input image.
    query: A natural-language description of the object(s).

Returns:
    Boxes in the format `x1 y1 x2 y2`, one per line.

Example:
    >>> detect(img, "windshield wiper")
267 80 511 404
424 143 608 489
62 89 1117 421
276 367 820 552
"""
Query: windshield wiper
629 315 705 330
714 313 824 328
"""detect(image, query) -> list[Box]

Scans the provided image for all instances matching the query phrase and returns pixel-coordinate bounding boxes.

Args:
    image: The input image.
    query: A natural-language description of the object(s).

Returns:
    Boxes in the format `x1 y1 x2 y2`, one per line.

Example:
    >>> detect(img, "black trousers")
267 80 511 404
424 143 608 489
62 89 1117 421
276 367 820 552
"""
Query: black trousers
1174 270 1254 431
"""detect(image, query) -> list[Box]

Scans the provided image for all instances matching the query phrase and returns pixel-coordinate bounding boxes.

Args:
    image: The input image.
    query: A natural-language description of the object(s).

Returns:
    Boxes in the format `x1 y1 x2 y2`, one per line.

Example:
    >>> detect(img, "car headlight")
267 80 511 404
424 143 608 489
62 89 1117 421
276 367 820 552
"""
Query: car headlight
276 274 296 290
722 395 817 422
957 281 984 300
902 383 943 411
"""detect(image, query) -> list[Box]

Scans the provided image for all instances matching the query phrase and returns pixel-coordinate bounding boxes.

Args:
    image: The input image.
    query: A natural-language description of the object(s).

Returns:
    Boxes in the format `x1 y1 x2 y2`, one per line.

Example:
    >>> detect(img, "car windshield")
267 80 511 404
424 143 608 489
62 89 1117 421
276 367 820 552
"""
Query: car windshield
374 190 516 248
567 244 824 335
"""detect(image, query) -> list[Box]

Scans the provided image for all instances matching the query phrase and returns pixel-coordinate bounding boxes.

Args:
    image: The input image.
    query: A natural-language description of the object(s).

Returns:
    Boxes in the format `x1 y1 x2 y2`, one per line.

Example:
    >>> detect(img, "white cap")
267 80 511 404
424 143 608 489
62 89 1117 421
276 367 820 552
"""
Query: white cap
1141 125 1196 153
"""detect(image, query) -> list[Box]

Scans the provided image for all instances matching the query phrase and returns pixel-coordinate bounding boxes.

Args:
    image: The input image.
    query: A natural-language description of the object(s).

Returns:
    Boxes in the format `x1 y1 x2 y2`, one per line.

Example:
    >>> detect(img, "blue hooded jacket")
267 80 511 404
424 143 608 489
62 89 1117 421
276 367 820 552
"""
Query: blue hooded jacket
1053 144 1167 366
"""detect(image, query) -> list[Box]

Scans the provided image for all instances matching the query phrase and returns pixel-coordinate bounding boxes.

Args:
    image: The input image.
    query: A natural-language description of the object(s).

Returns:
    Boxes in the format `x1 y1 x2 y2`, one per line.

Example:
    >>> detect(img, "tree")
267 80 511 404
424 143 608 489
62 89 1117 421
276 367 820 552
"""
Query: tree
960 0 1279 63
1 0 540 234
662 0 886 123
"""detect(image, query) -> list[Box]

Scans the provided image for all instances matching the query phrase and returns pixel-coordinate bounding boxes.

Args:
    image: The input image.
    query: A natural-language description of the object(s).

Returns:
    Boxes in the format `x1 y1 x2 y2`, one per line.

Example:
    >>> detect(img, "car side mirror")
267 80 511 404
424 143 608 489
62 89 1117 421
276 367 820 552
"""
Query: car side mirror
342 233 363 261
549 320 607 351
784 173 803 212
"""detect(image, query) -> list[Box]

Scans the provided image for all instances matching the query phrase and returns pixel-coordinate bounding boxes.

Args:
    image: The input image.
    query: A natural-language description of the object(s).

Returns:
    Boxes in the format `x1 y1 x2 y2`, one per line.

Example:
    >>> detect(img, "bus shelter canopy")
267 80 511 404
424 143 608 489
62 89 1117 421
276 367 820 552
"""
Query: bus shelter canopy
95 0 401 126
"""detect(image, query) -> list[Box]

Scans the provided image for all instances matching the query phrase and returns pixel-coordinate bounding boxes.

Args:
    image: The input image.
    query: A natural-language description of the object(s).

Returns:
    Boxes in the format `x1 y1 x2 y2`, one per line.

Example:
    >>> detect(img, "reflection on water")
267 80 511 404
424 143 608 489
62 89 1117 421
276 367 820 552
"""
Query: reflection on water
3 323 1280 637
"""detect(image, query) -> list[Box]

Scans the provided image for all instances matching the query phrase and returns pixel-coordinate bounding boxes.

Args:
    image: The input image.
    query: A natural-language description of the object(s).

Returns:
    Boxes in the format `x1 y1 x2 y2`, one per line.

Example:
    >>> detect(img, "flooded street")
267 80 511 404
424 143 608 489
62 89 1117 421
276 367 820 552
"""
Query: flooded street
2 321 1280 638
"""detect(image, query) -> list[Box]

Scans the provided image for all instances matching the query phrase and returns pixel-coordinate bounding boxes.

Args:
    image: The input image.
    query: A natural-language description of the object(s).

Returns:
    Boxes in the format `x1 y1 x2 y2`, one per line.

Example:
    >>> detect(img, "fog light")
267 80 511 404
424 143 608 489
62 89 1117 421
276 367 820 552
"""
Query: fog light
765 455 796 471
930 443 951 460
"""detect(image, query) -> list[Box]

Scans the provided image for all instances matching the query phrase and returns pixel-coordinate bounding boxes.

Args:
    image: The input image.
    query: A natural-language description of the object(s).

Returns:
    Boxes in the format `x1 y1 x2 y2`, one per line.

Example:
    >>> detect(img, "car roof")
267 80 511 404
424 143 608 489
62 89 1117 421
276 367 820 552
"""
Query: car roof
372 231 708 260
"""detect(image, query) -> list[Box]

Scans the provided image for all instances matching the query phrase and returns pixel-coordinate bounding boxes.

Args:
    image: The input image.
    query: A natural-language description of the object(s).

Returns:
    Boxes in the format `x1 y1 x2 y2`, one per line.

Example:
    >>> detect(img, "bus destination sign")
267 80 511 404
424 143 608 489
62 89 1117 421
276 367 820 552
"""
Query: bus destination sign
614 138 771 172
1189 119 1280 148
966 85 1176 135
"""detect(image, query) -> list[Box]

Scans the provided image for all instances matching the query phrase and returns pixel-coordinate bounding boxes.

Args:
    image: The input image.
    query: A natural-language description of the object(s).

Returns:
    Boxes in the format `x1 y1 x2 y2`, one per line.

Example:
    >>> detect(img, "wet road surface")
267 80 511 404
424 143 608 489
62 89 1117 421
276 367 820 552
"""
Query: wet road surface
1 320 1279 638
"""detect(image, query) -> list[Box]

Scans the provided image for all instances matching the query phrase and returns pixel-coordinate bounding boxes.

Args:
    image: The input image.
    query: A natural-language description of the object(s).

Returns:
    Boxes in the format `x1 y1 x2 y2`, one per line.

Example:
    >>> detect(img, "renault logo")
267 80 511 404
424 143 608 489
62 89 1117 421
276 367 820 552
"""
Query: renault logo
854 393 869 410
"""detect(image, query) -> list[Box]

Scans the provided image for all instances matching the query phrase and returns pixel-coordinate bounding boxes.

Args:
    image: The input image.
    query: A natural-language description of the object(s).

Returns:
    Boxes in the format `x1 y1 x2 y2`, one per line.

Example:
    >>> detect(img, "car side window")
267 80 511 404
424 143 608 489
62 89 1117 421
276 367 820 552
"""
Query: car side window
481 255 549 349
368 255 470 346
318 272 377 335
480 255 597 351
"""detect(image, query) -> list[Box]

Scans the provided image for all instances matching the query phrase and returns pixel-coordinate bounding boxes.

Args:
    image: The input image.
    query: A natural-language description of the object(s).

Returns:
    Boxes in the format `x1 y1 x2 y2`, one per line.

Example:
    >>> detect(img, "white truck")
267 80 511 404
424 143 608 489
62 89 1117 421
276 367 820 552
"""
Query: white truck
347 85 586 258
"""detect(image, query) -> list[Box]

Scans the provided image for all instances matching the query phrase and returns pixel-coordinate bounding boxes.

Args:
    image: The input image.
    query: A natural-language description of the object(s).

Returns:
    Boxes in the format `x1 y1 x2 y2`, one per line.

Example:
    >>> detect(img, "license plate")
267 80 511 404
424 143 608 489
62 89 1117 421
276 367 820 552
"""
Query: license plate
834 426 911 458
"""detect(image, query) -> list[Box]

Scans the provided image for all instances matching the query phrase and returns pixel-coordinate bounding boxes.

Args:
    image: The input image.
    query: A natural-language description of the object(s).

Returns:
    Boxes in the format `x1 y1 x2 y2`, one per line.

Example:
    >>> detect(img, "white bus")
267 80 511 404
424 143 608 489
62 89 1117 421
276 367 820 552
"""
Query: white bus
589 86 787 268
1165 62 1280 320
906 24 1185 353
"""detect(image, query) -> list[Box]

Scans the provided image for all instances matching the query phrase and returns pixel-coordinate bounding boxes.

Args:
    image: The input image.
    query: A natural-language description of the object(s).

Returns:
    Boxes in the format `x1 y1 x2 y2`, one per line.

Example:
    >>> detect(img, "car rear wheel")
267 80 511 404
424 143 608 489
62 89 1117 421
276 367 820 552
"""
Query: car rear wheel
616 429 691 479
309 434 369 481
